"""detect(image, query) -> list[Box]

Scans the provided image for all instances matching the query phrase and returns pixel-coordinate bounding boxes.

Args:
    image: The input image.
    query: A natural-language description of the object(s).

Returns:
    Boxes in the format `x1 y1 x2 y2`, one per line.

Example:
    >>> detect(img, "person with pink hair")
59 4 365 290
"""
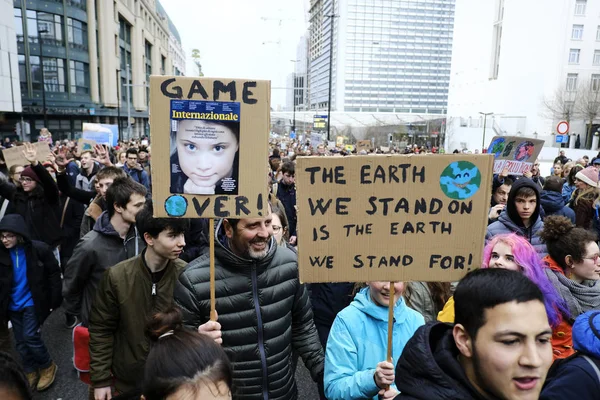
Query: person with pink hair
439 233 570 359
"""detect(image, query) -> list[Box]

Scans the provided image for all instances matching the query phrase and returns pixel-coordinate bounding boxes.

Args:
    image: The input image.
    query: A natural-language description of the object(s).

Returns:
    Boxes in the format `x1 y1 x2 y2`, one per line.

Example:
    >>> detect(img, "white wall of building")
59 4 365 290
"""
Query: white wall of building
0 0 21 113
446 0 600 152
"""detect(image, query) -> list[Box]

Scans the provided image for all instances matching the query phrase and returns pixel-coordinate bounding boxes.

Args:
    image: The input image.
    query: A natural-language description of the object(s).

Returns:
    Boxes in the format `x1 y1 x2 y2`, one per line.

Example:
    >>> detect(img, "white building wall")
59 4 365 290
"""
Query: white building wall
446 0 600 152
0 0 21 112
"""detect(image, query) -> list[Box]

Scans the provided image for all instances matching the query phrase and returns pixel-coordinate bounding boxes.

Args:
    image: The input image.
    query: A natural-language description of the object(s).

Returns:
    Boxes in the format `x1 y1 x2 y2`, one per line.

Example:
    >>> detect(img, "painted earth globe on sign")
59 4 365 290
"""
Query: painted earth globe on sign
439 161 482 200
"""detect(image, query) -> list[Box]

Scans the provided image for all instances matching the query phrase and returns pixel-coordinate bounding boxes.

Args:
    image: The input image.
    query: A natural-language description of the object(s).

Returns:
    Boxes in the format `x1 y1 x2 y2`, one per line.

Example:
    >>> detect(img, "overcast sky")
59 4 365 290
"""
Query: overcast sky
161 0 309 109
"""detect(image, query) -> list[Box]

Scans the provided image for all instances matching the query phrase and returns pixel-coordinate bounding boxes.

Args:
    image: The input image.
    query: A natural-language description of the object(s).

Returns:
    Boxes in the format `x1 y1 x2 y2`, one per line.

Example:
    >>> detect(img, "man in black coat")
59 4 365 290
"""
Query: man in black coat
174 207 324 400
394 269 553 400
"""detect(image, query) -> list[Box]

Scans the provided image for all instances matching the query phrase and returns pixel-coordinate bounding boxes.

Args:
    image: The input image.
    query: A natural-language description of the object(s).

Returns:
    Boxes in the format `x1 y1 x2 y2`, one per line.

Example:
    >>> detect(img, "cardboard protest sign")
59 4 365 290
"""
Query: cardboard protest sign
357 140 372 152
77 138 96 153
487 136 544 176
150 76 270 218
297 155 493 283
310 133 321 148
82 123 118 147
336 136 344 147
2 142 52 169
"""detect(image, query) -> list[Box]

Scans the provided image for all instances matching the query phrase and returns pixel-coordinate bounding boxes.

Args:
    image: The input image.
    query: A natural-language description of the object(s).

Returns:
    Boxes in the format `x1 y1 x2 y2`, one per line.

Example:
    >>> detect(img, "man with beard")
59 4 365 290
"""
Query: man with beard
394 268 554 400
174 203 324 400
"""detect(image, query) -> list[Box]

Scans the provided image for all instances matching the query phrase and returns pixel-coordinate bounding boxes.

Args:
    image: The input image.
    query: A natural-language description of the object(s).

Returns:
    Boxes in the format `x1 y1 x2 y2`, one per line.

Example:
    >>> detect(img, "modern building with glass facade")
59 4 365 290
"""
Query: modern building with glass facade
309 0 455 114
8 0 180 140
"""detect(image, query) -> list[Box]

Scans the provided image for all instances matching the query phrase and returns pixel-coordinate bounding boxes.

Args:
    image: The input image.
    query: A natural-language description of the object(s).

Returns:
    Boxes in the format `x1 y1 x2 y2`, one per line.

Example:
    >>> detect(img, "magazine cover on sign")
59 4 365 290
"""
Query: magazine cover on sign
170 100 240 195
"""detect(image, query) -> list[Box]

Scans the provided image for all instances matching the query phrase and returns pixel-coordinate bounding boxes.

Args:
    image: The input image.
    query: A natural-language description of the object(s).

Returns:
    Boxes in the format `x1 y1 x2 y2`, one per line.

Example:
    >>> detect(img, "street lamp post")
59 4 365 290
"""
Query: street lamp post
290 59 300 136
326 0 337 142
38 29 49 127
116 69 122 141
479 112 493 151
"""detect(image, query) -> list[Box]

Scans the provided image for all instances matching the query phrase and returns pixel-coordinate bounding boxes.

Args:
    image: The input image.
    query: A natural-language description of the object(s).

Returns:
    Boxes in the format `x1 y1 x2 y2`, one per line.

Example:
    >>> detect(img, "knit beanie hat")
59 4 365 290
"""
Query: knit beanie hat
543 176 563 193
575 166 599 188
572 311 600 358
20 166 40 183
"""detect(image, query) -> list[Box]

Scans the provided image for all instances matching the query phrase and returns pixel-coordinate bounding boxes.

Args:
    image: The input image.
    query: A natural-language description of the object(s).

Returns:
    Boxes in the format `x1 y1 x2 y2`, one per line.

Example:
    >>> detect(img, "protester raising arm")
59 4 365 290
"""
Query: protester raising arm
24 143 59 205
55 147 97 205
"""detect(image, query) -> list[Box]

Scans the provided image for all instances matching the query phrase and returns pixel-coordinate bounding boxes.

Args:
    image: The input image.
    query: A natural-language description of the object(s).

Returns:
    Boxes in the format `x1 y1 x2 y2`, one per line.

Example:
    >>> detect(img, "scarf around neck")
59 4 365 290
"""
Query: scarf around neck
545 267 600 319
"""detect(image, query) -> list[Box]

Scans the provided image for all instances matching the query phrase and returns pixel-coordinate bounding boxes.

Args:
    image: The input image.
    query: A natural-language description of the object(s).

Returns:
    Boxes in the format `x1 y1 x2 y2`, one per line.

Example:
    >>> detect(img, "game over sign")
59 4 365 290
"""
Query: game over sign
297 154 493 283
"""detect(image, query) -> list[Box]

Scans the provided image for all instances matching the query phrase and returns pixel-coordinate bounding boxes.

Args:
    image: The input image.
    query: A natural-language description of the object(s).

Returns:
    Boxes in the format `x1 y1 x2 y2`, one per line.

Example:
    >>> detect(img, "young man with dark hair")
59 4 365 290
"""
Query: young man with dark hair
489 177 513 223
174 203 324 400
276 161 297 245
89 204 188 399
395 268 554 400
486 178 546 256
62 178 147 328
75 150 100 192
122 148 150 191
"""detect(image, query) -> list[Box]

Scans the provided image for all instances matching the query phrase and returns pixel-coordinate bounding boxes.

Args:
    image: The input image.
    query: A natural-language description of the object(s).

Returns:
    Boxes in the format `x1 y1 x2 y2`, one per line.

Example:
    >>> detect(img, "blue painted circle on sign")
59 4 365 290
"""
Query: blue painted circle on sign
165 195 188 217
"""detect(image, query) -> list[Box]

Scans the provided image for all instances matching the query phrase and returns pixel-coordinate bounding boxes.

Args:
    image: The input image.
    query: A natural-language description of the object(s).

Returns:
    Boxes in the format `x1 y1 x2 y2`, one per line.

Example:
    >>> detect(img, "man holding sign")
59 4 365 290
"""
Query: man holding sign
174 203 324 400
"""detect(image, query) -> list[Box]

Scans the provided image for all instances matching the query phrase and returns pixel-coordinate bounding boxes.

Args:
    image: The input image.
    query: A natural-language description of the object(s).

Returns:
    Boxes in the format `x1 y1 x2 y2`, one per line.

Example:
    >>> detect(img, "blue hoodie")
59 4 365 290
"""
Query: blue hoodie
324 286 425 400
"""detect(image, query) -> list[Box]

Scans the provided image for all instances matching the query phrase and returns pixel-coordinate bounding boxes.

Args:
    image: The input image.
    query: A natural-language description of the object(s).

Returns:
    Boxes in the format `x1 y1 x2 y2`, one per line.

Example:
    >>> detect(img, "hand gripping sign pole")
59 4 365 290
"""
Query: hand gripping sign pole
150 76 270 323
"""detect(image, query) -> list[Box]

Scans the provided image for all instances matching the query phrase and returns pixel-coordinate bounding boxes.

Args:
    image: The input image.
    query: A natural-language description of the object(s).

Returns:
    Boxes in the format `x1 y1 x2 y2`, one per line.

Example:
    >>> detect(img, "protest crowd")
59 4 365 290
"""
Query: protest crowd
0 125 599 400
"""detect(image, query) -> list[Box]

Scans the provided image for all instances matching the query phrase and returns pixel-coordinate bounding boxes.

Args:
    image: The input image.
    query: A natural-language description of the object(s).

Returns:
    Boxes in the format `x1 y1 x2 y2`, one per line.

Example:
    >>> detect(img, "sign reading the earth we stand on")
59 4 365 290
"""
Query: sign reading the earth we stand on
149 76 270 218
487 136 544 176
297 155 493 283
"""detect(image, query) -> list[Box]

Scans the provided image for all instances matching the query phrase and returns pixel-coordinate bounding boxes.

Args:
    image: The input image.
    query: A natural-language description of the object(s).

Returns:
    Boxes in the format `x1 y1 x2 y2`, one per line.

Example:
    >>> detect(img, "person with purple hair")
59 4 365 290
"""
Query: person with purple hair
438 233 570 359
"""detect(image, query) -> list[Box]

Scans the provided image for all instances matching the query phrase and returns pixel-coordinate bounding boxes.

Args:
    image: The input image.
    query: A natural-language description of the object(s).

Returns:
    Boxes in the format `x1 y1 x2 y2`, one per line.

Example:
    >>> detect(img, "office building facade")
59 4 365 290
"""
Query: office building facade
9 0 180 140
446 0 600 151
308 0 455 114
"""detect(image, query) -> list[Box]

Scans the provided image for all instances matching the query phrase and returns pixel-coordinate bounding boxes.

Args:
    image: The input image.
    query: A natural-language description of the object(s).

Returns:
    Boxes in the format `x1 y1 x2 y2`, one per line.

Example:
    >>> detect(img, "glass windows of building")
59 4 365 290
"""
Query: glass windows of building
591 74 600 92
14 9 24 43
119 17 132 103
30 56 66 93
18 55 27 93
572 24 584 40
69 60 89 94
67 18 88 50
568 48 580 64
67 0 87 11
575 0 586 16
145 41 152 105
597 25 600 41
27 11 64 46
566 73 579 91
593 50 600 65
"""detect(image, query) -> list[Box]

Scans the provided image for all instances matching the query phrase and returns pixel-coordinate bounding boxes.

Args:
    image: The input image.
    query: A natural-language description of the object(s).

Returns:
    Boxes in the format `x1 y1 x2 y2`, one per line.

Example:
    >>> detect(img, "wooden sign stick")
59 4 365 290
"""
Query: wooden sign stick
387 282 395 362
209 219 217 321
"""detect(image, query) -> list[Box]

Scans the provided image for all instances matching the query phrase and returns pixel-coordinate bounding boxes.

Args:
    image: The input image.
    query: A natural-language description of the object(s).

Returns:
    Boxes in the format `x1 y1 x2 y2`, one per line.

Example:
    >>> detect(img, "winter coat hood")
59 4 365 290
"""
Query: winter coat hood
0 214 31 242
506 178 541 227
540 190 565 213
395 322 488 400
93 211 120 237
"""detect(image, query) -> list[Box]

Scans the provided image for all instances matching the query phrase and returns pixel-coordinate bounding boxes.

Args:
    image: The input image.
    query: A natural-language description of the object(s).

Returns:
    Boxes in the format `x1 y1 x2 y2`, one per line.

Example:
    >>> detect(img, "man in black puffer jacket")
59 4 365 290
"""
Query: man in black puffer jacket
175 212 324 400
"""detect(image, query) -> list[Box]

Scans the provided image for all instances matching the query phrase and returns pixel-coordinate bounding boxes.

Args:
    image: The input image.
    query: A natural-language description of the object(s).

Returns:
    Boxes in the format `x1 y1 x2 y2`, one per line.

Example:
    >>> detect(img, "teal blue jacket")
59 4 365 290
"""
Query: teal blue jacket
324 286 425 400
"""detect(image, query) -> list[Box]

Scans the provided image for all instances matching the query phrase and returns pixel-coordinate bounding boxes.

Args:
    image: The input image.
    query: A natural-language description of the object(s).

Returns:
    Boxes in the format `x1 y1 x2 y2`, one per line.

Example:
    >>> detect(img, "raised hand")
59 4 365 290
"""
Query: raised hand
93 144 113 167
54 147 74 169
22 142 38 166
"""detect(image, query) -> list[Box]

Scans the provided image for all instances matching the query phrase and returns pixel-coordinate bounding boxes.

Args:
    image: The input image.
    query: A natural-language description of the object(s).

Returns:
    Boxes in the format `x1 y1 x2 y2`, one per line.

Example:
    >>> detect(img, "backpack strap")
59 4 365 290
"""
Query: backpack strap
60 198 70 229
0 199 9 220
582 355 600 384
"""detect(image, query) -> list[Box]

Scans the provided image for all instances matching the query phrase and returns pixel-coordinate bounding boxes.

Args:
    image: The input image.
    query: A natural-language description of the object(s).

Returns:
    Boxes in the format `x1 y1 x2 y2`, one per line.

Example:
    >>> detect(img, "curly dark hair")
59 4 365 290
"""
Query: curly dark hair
0 351 32 399
539 215 598 271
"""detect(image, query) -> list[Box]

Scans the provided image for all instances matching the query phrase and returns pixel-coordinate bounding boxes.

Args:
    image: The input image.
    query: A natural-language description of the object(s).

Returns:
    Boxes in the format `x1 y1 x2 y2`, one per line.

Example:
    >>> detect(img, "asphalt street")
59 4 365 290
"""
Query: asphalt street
17 307 320 400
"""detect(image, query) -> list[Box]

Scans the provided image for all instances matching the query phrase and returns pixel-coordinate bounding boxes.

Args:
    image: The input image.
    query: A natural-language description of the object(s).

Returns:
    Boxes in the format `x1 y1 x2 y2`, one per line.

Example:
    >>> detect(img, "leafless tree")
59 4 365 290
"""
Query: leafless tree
576 83 600 149
541 87 580 123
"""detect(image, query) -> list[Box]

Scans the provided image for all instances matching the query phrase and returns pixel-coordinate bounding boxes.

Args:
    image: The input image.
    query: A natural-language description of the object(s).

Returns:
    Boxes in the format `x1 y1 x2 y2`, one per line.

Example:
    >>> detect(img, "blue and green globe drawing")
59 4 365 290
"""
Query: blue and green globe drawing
439 161 482 200
487 137 505 158
165 195 188 217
